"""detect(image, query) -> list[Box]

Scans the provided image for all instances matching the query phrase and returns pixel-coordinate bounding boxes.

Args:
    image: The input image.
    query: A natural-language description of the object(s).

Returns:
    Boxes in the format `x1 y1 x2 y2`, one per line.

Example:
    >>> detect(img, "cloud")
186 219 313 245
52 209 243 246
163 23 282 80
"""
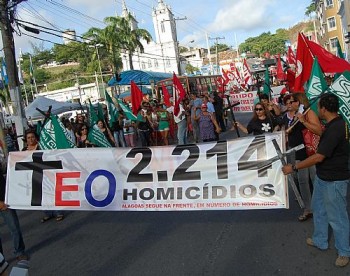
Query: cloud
207 0 275 33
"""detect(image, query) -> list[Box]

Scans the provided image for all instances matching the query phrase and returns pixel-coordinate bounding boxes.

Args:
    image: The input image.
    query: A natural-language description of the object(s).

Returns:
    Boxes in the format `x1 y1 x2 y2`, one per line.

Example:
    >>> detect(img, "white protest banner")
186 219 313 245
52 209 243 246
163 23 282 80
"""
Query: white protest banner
229 85 284 112
6 132 288 211
229 91 257 112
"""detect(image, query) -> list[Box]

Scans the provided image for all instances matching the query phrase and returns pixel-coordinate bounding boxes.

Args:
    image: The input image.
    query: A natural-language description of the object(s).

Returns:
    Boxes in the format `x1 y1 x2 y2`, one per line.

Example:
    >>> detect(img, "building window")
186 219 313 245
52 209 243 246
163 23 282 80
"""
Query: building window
154 59 159 68
141 61 146 70
148 59 152 68
166 59 171 67
326 0 334 7
161 22 165 33
327 17 336 30
330 37 338 49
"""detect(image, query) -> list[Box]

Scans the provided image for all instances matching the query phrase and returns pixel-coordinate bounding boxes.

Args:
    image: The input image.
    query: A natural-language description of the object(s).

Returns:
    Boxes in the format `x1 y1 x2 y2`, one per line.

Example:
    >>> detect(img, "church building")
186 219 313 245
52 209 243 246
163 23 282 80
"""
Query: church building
120 0 181 75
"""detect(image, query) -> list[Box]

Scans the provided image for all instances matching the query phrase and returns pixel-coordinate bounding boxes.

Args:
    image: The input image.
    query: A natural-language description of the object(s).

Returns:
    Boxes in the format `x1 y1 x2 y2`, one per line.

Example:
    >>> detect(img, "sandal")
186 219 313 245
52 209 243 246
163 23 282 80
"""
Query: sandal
298 213 313 222
41 216 53 223
56 215 64 222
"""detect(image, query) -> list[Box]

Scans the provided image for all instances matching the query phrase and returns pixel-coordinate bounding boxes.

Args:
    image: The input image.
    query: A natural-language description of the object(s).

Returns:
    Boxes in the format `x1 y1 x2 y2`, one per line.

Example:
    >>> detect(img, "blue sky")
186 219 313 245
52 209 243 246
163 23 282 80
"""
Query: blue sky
10 0 312 54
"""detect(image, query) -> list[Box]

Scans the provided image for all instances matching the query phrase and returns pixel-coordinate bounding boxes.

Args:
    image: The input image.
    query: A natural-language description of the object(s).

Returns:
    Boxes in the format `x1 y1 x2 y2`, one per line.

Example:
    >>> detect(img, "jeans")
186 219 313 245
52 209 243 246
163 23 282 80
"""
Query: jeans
296 160 315 212
0 209 26 257
113 130 126 147
176 119 187 145
139 130 151 147
311 176 350 256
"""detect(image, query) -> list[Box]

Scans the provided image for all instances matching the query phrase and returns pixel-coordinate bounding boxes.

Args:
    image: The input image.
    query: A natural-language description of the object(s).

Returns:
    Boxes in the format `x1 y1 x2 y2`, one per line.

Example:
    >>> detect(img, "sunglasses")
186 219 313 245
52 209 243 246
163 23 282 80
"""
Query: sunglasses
255 108 264 111
286 100 297 105
82 128 87 130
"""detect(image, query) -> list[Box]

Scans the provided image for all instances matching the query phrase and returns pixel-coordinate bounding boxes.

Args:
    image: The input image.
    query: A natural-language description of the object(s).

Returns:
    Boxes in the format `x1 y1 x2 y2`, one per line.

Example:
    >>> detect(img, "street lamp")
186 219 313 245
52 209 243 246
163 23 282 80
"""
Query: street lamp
89 44 105 98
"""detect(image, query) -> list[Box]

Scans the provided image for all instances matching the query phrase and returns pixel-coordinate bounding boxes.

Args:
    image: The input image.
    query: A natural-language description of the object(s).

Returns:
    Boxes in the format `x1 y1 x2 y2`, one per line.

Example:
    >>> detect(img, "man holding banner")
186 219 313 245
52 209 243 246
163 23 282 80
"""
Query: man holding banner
282 93 350 267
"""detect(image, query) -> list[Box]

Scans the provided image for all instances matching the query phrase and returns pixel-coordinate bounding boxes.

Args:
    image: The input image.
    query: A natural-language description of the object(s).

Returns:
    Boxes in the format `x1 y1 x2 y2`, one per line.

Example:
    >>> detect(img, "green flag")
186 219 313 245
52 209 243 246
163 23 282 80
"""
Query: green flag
97 102 105 121
39 115 76 149
88 101 99 127
105 92 119 128
328 71 350 126
305 57 328 114
263 67 270 96
117 99 141 121
87 126 112 148
336 38 345 59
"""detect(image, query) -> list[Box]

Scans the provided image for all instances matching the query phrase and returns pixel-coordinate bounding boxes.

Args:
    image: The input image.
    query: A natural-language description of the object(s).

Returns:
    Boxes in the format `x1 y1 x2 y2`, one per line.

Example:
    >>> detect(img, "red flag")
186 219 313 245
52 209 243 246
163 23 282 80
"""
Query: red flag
216 75 225 93
286 68 295 92
173 73 186 116
307 39 350 73
294 33 314 92
276 54 286 81
287 46 296 67
294 33 350 91
221 68 230 85
242 59 253 86
130 81 143 115
162 84 171 107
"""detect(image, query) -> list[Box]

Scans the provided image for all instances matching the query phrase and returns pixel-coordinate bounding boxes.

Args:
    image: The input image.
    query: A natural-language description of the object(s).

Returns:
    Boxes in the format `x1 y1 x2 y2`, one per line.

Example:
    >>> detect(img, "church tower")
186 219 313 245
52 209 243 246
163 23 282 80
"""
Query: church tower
152 0 177 44
121 0 138 30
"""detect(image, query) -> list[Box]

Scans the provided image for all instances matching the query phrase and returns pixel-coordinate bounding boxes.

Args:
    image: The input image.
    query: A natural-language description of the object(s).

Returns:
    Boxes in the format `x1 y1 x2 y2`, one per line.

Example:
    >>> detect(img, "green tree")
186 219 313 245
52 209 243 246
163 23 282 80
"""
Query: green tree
104 14 152 70
210 43 230 53
305 0 316 17
239 31 288 57
185 64 199 75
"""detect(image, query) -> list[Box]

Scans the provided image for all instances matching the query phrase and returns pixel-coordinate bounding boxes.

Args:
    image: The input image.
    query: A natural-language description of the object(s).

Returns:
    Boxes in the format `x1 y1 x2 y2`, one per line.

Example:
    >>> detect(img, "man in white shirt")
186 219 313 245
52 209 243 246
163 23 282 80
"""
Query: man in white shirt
167 101 187 145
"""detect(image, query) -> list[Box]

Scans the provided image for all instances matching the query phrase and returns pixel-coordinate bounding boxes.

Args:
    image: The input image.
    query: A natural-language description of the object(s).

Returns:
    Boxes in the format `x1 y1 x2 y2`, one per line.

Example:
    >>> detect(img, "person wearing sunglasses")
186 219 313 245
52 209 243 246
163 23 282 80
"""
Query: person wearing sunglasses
234 103 279 135
77 124 94 148
281 93 322 222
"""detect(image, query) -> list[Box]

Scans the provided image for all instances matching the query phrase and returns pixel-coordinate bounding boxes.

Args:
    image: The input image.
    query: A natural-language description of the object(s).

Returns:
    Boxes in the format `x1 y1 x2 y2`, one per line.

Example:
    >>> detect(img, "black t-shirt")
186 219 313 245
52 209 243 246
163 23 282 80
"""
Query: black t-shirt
316 116 350 181
247 116 277 135
281 113 307 160
213 96 224 115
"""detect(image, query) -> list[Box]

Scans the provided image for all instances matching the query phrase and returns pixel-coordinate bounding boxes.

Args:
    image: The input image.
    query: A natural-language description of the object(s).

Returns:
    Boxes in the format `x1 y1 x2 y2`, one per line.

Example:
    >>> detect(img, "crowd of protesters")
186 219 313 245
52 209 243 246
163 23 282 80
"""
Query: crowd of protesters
2 77 350 268
44 90 234 148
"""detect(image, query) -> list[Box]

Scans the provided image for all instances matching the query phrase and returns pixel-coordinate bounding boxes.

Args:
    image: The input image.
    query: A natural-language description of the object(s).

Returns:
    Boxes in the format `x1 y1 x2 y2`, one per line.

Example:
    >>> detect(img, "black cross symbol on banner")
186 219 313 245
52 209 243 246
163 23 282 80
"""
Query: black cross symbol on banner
15 152 63 206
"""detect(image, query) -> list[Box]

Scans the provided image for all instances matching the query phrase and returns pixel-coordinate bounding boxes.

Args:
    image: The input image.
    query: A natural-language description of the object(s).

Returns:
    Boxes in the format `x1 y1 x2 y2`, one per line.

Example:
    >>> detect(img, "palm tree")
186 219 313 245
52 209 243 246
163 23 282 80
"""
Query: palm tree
83 27 121 73
305 1 316 17
104 14 152 70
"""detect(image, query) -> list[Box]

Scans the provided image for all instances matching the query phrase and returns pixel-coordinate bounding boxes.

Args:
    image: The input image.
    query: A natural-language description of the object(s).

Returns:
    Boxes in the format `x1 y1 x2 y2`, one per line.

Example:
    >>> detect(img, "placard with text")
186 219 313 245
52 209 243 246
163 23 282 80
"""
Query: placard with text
6 132 288 211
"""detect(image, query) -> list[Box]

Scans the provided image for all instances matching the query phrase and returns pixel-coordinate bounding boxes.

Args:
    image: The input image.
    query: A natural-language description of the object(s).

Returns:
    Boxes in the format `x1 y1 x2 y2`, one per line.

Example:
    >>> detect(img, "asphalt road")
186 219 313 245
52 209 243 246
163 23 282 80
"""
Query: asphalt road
1 112 350 275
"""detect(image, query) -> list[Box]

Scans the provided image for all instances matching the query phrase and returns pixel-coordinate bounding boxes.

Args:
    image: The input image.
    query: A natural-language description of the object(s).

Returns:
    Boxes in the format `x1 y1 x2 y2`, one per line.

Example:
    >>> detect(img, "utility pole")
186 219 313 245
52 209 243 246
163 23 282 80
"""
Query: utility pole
205 32 212 75
0 0 27 149
209 36 225 74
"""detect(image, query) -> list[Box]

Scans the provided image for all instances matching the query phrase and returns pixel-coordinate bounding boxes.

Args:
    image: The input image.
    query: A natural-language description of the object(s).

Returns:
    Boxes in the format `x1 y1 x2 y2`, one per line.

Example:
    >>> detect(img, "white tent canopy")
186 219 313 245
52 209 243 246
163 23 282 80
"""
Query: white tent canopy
25 96 83 120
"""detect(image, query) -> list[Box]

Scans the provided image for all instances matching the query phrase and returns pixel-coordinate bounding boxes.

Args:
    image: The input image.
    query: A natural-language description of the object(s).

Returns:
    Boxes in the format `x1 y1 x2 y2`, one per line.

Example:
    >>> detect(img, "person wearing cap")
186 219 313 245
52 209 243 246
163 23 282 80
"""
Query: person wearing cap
194 103 221 142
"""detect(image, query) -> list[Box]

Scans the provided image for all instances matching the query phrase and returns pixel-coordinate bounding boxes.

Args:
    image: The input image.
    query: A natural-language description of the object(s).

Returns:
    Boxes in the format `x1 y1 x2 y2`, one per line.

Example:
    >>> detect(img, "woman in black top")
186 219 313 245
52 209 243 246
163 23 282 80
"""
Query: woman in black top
281 93 322 221
22 130 64 222
235 103 279 135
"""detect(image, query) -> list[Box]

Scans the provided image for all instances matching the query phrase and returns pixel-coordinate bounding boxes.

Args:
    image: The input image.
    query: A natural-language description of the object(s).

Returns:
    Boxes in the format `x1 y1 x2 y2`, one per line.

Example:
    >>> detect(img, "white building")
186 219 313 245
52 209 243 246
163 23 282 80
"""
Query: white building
37 83 101 103
62 29 77 45
120 0 181 74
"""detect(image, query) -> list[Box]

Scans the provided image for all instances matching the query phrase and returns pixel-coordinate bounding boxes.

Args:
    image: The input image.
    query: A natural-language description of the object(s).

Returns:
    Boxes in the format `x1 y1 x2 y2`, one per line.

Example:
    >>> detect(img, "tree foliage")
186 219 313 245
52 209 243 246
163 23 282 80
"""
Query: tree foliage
210 43 230 53
305 0 316 17
185 64 199 75
239 30 288 57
